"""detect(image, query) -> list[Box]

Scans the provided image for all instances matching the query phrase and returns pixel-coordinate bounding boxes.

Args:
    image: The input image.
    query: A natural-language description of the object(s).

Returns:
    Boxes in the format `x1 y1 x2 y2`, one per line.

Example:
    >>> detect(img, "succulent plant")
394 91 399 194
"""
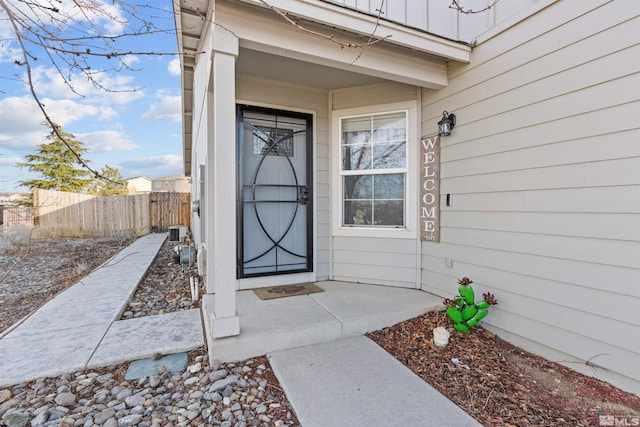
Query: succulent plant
443 277 497 333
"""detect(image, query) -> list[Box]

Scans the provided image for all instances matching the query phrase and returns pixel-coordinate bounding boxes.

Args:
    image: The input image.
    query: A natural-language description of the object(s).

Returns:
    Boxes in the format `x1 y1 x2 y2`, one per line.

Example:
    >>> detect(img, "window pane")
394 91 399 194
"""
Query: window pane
372 112 406 142
340 111 407 228
374 174 404 199
252 126 294 157
342 130 370 146
344 200 373 225
373 142 405 169
341 144 372 171
374 200 404 226
343 175 372 199
342 116 371 145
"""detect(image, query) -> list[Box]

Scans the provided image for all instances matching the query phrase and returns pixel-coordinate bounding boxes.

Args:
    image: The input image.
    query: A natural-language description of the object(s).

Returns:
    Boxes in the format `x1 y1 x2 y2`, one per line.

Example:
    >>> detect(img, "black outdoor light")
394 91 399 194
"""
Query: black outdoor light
438 111 456 137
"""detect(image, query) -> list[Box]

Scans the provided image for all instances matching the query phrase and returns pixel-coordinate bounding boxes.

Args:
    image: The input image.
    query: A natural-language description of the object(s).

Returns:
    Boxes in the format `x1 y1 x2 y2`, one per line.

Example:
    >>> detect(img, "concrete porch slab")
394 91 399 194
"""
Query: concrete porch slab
205 281 443 362
310 281 443 336
204 290 342 362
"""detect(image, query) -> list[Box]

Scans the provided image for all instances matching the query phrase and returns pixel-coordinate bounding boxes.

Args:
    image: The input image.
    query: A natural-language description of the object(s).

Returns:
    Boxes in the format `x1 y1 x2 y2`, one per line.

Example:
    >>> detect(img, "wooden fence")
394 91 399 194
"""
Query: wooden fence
0 205 35 228
32 189 191 238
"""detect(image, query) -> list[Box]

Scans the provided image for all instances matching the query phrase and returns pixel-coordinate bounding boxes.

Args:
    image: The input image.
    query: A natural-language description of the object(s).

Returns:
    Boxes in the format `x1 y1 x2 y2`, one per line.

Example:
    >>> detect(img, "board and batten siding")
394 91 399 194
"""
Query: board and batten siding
236 75 331 282
327 0 539 43
330 82 420 289
420 0 640 393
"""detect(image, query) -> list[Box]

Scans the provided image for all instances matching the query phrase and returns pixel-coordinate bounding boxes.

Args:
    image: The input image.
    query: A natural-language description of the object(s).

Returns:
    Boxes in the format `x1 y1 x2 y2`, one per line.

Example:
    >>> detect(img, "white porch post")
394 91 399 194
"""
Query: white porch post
207 28 240 338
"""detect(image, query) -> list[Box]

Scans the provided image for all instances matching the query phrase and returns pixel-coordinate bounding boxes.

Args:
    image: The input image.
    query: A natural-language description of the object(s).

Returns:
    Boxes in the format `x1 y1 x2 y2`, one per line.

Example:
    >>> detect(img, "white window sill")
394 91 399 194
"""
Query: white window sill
333 226 416 239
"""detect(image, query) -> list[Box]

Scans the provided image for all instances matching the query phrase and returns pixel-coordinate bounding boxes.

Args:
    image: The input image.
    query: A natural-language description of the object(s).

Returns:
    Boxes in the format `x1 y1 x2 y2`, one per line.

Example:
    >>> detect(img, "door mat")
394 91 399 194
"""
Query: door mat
252 282 324 300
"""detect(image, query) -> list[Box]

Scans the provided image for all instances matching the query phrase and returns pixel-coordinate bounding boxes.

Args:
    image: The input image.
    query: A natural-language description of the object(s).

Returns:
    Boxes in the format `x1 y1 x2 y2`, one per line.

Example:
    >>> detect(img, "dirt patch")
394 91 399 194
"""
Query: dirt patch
0 234 131 334
368 311 640 426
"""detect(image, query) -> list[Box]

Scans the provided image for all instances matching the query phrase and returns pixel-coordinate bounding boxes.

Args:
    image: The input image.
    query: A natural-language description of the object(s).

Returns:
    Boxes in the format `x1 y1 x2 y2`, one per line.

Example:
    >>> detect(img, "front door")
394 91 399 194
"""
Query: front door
237 105 313 278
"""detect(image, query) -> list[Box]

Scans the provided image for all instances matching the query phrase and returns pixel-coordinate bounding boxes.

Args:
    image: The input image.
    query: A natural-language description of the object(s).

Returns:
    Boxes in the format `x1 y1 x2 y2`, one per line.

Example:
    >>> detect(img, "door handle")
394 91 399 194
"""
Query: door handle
298 186 309 205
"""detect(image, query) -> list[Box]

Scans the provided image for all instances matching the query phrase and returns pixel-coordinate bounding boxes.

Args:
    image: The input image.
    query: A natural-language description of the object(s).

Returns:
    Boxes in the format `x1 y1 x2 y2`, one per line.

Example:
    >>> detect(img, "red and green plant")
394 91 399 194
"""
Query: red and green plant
443 277 497 333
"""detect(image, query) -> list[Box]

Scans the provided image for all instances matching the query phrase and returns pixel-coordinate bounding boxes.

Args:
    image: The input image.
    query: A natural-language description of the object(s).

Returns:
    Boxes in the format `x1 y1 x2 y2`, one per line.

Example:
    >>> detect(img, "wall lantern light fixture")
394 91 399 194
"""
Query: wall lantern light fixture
438 111 456 137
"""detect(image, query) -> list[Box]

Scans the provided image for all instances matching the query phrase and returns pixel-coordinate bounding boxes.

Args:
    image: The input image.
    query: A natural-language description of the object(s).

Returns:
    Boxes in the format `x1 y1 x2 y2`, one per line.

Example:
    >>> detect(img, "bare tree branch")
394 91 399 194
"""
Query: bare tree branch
256 0 391 50
0 0 179 185
351 0 386 64
449 0 501 15
1 0 102 179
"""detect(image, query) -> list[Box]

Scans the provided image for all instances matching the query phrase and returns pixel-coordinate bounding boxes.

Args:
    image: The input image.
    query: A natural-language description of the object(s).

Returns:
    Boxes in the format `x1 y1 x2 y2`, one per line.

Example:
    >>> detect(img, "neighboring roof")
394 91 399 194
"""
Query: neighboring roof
152 175 188 181
125 176 152 182
0 193 28 203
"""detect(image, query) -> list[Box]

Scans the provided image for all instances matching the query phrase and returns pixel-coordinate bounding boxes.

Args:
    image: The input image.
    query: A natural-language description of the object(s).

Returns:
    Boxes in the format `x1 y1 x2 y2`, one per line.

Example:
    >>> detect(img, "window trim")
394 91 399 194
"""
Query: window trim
332 101 418 239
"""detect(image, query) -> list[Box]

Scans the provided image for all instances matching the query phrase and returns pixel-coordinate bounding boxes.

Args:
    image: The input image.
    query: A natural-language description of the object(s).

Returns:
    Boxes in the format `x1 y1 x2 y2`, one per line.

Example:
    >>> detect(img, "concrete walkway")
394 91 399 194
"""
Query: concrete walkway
0 235 481 426
0 233 203 387
269 336 482 427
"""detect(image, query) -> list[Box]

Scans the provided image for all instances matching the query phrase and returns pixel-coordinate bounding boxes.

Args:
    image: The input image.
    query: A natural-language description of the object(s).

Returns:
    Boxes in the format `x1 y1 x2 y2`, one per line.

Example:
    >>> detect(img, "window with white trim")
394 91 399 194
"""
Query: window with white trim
340 111 407 227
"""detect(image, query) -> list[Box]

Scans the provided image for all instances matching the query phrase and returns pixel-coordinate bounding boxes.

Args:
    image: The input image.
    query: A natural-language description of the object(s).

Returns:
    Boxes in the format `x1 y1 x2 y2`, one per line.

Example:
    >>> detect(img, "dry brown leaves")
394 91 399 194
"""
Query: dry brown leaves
367 311 640 427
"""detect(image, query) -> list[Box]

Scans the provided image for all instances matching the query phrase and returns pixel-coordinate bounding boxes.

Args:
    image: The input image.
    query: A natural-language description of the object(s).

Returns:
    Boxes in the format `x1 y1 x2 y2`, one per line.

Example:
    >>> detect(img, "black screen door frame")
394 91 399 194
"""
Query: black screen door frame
236 104 314 279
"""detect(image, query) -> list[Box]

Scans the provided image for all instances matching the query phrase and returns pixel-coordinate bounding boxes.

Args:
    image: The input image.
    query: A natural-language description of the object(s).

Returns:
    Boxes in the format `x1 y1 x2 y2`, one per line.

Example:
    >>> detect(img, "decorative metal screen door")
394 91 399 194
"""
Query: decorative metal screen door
237 105 313 278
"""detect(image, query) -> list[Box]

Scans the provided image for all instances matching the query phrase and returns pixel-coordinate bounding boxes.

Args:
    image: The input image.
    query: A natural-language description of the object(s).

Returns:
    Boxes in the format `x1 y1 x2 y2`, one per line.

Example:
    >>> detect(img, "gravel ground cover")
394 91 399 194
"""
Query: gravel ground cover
0 231 300 427
1 231 638 426
0 352 299 427
121 238 201 320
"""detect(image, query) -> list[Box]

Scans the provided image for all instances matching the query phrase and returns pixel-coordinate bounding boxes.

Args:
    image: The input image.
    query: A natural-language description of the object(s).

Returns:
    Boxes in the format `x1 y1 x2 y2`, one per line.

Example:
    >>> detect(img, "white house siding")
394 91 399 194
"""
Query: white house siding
331 83 420 289
236 75 331 281
189 39 213 251
328 0 540 43
420 0 640 393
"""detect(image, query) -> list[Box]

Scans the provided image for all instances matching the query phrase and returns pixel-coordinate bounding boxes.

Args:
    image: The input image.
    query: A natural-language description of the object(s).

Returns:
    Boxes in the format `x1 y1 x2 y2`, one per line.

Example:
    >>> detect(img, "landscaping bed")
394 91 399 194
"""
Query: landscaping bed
368 311 640 426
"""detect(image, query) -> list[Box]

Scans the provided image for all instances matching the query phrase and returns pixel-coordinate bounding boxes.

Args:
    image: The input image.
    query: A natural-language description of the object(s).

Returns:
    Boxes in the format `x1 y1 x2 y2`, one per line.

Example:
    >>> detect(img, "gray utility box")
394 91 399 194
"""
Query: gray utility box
169 225 188 241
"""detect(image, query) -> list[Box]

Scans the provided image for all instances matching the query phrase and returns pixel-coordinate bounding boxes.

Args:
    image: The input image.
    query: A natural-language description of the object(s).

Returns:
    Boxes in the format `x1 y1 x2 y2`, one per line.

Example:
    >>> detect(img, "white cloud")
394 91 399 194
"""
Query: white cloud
0 101 138 153
0 96 45 135
77 130 140 153
168 58 181 76
0 95 120 152
122 55 141 68
141 91 181 122
30 66 145 105
119 154 183 179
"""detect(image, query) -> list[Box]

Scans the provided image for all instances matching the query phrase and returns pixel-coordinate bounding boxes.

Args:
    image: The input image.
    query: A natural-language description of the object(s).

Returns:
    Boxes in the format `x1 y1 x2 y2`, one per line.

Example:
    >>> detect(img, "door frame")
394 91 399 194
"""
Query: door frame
236 104 314 282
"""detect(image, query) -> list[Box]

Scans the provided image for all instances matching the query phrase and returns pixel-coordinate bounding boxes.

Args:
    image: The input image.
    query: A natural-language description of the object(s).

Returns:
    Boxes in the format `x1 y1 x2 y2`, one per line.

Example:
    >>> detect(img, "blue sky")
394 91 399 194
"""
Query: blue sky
0 0 183 192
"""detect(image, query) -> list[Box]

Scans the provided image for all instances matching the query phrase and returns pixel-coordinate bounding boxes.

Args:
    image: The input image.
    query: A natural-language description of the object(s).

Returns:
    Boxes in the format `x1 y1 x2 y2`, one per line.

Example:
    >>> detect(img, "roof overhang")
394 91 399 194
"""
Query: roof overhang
173 0 471 175
173 0 210 176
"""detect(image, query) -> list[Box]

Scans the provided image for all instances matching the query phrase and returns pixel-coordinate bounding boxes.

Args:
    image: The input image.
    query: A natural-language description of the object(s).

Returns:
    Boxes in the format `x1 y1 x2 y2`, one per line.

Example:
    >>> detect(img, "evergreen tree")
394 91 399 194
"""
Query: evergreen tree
17 123 92 193
88 165 129 196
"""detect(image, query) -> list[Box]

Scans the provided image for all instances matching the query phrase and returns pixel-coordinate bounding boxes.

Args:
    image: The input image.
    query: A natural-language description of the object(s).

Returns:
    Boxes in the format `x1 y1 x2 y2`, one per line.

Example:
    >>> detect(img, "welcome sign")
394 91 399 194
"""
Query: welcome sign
420 136 440 242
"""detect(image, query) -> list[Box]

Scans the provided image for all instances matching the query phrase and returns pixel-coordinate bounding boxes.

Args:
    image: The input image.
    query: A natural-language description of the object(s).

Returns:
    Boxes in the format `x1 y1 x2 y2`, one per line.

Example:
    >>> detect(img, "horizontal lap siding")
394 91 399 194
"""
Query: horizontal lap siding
237 75 331 280
330 83 419 288
421 0 640 390
333 237 417 288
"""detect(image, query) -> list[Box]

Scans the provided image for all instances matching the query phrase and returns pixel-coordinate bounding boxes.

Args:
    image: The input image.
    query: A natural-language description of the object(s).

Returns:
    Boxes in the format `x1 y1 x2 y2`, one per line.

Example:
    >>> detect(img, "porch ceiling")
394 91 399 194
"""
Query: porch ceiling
237 48 385 90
